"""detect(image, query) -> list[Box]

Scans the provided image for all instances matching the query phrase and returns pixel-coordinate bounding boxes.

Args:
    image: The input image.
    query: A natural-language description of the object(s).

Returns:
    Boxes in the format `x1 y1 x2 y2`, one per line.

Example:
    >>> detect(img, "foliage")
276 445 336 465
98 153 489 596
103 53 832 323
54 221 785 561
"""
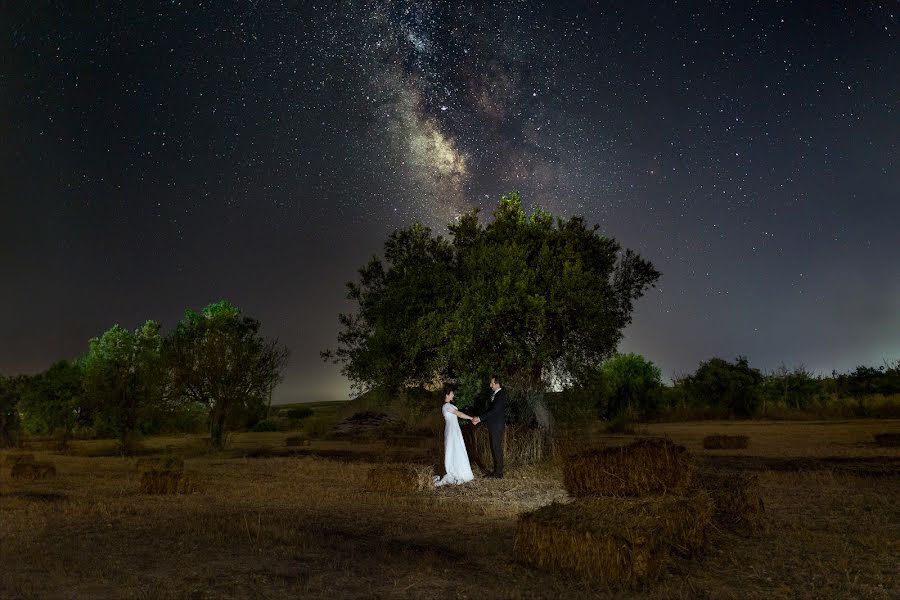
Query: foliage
599 353 662 419
165 301 289 449
0 375 24 447
759 364 822 411
324 193 660 424
682 356 764 418
17 360 85 446
250 419 280 432
283 406 314 420
82 321 166 454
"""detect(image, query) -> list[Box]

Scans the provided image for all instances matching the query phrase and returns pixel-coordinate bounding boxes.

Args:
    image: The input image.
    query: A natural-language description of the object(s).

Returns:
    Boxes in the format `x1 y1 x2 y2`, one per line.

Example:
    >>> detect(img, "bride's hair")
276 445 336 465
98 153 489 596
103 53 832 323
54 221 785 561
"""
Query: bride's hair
442 383 457 398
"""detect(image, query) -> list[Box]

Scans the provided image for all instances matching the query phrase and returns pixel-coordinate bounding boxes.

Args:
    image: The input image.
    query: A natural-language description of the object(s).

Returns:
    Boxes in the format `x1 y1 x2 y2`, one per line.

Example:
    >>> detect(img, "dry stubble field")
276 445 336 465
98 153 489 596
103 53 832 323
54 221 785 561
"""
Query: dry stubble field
1 419 899 600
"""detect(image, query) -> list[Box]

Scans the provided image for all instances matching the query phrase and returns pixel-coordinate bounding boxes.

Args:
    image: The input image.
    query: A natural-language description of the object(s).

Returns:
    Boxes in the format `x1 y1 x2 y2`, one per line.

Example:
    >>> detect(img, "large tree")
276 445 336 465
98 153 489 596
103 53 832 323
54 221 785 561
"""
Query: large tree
83 321 166 453
324 193 660 419
165 301 289 449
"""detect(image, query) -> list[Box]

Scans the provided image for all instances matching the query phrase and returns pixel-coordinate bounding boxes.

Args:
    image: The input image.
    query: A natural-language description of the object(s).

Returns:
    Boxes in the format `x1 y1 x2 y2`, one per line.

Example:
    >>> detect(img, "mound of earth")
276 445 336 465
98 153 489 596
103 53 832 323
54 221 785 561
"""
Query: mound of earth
330 411 406 440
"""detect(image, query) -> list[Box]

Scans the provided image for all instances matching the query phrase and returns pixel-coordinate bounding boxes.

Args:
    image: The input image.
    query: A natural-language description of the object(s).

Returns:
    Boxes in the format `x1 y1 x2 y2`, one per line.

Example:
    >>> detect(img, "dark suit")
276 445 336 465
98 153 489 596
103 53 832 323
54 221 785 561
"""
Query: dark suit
480 387 507 477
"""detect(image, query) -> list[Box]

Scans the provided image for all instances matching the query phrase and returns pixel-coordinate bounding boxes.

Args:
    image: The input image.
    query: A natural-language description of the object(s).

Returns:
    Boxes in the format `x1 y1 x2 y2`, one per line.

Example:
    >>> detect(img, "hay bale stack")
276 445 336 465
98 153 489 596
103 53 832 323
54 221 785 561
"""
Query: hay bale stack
563 438 693 497
514 493 713 586
873 433 900 447
366 464 434 493
4 453 35 467
135 456 184 472
139 469 196 494
285 435 311 447
695 470 764 530
702 435 750 450
10 460 56 480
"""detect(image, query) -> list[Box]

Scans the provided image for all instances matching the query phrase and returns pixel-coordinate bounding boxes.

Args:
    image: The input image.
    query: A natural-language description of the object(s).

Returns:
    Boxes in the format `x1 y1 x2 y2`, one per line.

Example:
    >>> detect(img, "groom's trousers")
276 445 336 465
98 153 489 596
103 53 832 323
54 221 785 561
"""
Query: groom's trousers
488 426 504 477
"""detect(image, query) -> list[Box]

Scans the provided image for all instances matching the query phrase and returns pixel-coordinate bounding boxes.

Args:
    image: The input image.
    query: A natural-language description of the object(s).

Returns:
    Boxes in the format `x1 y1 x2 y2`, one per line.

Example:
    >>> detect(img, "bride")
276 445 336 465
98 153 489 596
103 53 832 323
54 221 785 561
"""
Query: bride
433 384 475 487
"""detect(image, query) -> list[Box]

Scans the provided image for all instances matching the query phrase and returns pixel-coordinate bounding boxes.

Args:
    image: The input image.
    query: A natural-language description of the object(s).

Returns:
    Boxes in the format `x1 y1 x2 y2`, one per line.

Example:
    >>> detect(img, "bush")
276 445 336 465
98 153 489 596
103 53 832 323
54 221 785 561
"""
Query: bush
250 419 280 432
600 353 662 419
682 356 763 417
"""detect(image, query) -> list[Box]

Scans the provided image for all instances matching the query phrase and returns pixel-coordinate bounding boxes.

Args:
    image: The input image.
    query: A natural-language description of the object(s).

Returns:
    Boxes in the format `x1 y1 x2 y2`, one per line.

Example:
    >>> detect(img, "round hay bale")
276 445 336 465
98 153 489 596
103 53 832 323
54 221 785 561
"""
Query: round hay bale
139 469 197 494
10 460 56 480
694 469 764 531
562 438 693 497
135 456 185 473
285 435 311 447
873 433 900 448
514 493 712 587
4 453 35 467
365 464 434 494
702 435 750 450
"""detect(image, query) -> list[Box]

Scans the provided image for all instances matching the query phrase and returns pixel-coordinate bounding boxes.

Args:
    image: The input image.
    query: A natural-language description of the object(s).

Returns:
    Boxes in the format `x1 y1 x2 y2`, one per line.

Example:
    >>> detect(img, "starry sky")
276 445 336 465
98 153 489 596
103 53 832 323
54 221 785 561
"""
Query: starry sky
3 1 898 402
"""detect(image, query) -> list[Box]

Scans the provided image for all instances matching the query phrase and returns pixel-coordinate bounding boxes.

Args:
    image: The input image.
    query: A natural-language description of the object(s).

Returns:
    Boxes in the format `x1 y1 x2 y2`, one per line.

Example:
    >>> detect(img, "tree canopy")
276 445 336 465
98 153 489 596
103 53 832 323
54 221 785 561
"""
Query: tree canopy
324 193 660 410
165 301 290 449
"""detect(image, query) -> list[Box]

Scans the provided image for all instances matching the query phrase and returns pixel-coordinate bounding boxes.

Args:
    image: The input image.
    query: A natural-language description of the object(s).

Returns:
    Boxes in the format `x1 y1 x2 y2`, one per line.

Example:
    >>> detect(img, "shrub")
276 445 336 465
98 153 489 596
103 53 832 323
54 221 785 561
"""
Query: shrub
284 407 313 420
250 419 280 432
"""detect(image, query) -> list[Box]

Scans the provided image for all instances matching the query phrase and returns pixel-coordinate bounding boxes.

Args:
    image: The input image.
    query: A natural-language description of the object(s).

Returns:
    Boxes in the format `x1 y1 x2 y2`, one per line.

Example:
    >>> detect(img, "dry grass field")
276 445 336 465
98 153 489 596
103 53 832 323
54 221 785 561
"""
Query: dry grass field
2 419 899 599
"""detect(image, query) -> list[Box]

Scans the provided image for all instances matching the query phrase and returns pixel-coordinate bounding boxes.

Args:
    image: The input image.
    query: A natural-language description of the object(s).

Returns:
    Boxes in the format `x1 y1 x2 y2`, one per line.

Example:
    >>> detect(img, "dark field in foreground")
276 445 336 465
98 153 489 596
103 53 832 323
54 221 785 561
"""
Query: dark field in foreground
1 420 899 599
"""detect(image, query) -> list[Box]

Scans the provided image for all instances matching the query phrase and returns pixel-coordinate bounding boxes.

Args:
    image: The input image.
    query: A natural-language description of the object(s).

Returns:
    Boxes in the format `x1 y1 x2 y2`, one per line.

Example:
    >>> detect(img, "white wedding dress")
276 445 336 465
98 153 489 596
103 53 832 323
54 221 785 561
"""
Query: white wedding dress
433 403 474 487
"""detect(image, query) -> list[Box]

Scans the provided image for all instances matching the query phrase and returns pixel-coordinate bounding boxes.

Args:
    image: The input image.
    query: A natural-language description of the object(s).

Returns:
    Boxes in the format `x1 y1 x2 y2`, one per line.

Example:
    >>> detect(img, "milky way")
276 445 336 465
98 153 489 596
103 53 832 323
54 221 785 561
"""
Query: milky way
2 1 898 400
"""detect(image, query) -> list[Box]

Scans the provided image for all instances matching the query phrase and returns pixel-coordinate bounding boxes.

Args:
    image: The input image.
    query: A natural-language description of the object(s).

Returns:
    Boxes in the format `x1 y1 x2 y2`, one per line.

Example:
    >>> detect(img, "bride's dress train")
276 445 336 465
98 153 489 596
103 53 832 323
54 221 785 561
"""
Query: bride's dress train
434 402 474 486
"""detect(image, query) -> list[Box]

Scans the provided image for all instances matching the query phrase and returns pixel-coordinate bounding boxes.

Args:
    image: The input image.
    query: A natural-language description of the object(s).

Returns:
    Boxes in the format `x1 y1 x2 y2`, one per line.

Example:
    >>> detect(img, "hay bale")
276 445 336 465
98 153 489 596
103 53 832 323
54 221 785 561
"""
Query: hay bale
873 433 900 448
139 469 197 494
4 453 35 467
135 456 184 472
285 435 311 447
702 435 750 450
10 461 56 480
514 493 713 587
563 438 693 497
695 470 764 530
365 464 434 493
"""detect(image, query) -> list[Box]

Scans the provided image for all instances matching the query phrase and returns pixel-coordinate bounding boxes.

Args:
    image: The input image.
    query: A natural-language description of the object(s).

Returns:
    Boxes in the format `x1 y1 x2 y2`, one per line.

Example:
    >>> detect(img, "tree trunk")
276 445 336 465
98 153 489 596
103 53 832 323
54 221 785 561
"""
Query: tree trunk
210 408 227 450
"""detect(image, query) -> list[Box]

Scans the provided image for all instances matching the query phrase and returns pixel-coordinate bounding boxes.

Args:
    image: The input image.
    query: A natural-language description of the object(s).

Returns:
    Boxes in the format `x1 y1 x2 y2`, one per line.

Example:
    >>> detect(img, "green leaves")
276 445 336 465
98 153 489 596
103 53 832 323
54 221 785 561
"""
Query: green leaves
325 193 662 412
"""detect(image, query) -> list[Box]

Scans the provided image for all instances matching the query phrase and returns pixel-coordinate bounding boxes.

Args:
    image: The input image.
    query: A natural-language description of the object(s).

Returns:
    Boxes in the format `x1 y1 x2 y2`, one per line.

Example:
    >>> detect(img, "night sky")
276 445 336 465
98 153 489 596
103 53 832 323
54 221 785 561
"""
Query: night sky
3 2 898 402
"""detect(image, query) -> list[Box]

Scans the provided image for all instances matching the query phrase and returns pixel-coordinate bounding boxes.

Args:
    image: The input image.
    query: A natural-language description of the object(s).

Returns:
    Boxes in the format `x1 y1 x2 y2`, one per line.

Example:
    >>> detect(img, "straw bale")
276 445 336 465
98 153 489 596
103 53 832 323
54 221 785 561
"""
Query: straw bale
135 456 184 472
873 433 900 447
695 470 764 530
514 493 713 586
366 464 434 493
4 453 35 467
139 469 197 494
10 460 56 480
702 435 750 450
285 435 311 447
563 438 693 497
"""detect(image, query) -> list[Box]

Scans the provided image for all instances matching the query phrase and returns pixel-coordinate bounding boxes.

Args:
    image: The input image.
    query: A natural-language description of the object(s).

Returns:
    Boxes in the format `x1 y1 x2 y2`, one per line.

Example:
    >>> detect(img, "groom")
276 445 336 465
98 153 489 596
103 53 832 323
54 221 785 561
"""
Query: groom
472 374 507 479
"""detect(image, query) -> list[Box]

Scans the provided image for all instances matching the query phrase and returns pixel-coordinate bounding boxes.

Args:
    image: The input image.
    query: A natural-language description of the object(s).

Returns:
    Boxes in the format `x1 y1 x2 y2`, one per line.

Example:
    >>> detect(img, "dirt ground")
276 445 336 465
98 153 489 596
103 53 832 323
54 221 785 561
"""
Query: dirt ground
1 419 898 599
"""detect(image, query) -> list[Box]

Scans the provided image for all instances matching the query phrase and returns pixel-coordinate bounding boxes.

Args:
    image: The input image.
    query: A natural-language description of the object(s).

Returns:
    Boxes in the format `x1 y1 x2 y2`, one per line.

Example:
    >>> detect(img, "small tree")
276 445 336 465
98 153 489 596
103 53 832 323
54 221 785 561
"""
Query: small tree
684 356 763 417
600 353 662 419
0 375 24 447
17 360 84 446
165 301 289 449
83 321 166 454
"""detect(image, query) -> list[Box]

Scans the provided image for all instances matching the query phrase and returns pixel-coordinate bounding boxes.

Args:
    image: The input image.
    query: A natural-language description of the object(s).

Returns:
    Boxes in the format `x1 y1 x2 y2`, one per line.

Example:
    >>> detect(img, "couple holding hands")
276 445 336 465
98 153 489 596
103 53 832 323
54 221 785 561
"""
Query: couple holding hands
433 375 507 487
